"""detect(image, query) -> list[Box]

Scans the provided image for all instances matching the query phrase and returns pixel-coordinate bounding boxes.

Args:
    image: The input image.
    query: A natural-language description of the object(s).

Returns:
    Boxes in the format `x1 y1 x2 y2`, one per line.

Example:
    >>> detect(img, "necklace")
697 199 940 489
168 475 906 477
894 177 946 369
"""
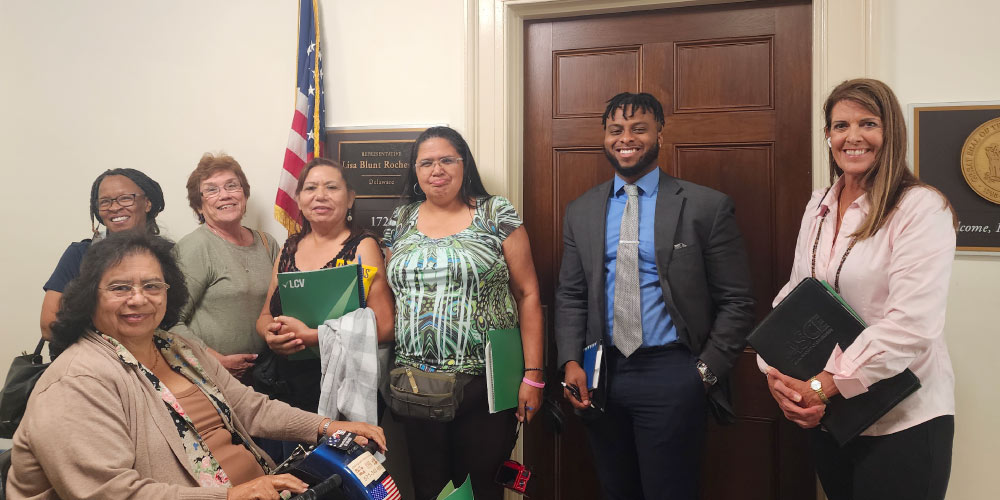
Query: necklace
810 187 858 293
207 224 251 246
208 225 256 273
149 344 160 371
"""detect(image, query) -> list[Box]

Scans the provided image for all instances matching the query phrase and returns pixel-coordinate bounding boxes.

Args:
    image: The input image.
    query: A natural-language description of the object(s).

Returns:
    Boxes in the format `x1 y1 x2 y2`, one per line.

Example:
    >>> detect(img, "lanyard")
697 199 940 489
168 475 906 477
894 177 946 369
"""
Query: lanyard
809 187 858 294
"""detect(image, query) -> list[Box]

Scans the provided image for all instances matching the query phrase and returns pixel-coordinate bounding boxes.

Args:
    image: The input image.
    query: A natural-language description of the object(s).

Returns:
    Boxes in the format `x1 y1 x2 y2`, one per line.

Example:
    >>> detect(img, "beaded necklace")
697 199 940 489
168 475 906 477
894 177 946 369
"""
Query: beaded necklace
809 187 858 294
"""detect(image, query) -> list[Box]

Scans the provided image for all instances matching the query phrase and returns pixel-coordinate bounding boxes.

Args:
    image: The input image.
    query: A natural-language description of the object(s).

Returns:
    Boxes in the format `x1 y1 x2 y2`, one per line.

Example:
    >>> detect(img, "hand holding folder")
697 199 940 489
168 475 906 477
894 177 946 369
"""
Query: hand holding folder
485 329 524 413
276 263 369 360
748 278 920 445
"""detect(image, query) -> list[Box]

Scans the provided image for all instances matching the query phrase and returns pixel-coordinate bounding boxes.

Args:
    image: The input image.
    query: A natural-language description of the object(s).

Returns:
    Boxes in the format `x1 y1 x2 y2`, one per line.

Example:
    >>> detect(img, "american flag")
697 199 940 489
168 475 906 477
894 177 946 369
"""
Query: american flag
370 475 401 500
275 0 325 234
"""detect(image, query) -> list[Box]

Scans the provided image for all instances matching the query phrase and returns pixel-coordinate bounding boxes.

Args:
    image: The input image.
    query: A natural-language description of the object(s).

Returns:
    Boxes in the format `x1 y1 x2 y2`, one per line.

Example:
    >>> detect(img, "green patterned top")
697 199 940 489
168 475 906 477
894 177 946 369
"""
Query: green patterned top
384 196 522 374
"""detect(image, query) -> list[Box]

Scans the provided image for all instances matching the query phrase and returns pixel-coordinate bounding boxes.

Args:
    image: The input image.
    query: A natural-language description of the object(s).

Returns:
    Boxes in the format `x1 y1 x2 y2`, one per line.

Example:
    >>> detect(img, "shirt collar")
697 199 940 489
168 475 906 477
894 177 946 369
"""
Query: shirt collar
613 167 660 198
818 176 871 217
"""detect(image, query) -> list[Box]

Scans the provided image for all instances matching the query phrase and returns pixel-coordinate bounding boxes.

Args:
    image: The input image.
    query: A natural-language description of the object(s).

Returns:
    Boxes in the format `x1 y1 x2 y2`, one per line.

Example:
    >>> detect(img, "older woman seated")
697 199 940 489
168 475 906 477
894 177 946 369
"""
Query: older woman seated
7 231 385 500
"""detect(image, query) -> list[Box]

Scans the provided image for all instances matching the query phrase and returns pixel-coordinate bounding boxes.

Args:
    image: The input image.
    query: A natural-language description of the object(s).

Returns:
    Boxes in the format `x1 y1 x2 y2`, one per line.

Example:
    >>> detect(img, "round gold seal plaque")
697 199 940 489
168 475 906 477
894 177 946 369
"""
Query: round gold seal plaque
961 117 1000 205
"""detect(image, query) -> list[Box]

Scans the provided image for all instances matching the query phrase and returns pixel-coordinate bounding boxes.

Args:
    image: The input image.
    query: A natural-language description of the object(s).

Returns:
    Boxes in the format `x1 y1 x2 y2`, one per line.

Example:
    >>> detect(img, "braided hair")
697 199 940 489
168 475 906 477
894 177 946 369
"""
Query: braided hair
89 168 165 235
601 92 666 129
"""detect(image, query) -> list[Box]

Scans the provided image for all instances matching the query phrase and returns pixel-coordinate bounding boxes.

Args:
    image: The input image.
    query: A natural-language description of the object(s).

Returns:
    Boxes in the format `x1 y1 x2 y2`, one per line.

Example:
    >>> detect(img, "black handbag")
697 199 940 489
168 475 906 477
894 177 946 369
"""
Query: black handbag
251 349 289 398
0 339 49 439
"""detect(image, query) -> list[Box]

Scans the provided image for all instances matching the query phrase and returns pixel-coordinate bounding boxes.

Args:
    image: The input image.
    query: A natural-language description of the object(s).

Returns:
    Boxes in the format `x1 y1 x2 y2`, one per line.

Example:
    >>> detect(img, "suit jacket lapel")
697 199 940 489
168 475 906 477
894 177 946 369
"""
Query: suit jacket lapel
654 171 683 303
588 181 613 323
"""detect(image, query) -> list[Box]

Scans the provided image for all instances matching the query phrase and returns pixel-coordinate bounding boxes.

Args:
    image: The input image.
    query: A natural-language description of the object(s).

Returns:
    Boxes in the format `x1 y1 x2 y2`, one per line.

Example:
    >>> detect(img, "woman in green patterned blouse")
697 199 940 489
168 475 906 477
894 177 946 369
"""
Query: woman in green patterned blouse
383 126 544 500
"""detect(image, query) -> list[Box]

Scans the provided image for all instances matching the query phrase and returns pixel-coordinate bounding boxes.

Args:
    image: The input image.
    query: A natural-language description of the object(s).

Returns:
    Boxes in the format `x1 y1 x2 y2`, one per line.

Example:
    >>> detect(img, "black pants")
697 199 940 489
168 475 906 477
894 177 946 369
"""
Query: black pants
584 345 707 500
812 415 954 500
400 375 517 500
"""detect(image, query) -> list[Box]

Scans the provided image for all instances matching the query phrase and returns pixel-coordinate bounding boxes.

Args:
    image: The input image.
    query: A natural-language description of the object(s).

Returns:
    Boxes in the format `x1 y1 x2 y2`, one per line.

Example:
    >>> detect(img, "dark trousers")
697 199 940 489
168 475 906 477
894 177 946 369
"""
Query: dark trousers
812 415 954 500
400 375 517 500
584 345 707 500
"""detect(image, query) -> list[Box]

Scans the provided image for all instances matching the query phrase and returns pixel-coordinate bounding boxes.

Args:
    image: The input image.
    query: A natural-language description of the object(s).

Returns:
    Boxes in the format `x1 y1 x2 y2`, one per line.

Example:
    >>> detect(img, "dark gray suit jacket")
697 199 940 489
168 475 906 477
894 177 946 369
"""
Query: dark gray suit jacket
554 170 755 420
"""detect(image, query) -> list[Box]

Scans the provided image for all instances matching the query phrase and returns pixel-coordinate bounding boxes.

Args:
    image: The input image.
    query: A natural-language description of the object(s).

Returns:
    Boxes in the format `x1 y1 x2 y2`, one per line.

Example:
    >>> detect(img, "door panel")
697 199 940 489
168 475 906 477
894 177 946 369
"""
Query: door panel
674 37 774 112
555 48 642 118
523 2 814 499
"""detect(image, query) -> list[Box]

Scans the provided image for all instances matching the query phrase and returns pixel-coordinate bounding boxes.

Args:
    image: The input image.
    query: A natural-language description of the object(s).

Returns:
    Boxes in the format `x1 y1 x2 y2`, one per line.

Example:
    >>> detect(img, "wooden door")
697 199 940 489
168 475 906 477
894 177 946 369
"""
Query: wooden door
522 2 814 499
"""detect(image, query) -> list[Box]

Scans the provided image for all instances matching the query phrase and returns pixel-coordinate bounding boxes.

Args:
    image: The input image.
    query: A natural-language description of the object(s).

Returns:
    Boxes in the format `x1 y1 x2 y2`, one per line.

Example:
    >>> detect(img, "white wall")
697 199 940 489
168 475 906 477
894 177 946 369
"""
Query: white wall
0 0 466 359
869 2 1000 499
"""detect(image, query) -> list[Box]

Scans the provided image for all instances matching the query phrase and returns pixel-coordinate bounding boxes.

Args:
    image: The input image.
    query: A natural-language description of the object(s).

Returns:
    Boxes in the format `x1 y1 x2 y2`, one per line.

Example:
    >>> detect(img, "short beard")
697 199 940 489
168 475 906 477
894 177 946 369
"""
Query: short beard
604 141 660 179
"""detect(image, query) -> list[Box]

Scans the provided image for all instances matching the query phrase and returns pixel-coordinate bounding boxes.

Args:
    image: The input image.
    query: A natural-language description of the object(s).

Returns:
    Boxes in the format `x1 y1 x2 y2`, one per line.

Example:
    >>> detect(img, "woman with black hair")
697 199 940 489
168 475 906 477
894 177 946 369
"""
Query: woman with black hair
383 126 544 500
39 168 166 355
9 231 384 499
254 158 395 460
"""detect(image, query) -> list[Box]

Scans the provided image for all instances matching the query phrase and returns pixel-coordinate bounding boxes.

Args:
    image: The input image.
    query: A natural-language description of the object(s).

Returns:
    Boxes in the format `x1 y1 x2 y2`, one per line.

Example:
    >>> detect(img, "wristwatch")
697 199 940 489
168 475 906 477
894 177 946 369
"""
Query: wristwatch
808 377 831 404
696 360 717 386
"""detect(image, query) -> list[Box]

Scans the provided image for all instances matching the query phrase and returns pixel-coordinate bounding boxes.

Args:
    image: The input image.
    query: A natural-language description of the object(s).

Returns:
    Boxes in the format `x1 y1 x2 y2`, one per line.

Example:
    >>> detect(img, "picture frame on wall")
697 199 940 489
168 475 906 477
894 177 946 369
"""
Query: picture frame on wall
325 125 441 236
910 102 1000 254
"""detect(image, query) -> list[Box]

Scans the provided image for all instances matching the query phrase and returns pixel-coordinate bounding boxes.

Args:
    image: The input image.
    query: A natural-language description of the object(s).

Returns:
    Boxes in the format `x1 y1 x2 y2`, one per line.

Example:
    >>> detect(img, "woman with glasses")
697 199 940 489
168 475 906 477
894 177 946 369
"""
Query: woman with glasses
382 126 544 500
39 168 165 357
9 231 385 499
171 153 279 381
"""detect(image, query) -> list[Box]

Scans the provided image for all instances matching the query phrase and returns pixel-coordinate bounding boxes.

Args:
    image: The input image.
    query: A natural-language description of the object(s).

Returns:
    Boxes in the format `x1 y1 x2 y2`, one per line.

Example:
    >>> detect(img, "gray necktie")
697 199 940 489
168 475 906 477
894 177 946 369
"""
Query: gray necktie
614 183 643 357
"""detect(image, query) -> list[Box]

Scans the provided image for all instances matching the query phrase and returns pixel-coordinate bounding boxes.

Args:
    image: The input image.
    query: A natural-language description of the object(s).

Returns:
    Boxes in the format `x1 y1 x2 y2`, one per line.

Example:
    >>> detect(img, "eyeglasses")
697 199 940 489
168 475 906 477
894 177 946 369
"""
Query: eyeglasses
201 181 243 198
415 156 462 169
98 193 143 210
101 281 171 298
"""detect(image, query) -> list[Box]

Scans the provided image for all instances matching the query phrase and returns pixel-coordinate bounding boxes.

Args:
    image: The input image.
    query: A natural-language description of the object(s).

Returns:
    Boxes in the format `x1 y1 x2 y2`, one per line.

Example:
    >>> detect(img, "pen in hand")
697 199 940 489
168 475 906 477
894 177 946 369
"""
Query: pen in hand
561 381 594 408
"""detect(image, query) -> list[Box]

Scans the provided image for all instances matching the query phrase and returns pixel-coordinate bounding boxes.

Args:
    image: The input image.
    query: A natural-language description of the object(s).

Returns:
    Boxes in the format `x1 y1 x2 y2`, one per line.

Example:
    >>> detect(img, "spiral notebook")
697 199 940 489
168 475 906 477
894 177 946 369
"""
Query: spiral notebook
485 328 524 413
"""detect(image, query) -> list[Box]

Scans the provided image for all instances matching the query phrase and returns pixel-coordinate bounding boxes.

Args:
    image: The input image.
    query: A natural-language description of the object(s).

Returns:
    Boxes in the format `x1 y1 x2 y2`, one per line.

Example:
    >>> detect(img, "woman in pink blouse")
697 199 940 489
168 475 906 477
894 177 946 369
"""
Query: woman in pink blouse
761 79 957 500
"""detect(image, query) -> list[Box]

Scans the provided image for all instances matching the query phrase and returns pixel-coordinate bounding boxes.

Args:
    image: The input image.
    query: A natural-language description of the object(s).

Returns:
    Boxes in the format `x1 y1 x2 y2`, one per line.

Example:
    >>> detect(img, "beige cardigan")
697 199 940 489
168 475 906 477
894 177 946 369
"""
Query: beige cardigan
7 331 327 499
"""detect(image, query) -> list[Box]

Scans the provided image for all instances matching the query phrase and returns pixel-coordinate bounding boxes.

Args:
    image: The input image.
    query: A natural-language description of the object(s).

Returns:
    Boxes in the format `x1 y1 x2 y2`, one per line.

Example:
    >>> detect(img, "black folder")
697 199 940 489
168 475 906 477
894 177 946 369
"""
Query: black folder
748 277 920 446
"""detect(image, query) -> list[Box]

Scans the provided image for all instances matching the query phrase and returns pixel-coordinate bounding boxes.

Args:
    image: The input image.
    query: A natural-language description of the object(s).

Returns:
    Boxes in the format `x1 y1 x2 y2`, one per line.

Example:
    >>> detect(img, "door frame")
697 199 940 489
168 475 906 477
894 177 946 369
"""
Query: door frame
464 0 877 208
465 1 872 498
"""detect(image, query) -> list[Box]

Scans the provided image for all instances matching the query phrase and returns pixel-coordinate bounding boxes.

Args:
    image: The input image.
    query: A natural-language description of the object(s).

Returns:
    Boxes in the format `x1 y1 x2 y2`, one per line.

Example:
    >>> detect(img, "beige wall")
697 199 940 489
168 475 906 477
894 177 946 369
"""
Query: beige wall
0 0 466 355
868 2 1000 499
1 0 997 498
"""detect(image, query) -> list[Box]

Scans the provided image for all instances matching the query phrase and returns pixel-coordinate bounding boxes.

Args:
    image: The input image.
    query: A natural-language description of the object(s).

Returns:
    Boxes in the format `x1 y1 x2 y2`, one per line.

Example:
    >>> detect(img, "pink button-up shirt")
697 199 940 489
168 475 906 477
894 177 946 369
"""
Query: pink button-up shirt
759 179 956 436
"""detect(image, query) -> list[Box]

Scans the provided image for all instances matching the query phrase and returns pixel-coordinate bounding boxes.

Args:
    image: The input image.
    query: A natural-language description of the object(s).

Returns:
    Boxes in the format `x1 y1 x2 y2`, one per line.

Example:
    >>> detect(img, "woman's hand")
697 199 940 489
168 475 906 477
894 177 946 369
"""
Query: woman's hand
274 315 319 348
217 353 257 379
263 320 304 356
227 474 307 499
327 421 387 452
765 368 825 428
516 379 543 423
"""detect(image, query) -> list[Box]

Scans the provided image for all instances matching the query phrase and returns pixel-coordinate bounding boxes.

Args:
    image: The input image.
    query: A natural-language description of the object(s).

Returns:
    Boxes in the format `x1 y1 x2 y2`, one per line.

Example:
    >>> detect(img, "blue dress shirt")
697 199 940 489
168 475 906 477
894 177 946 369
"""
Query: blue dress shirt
604 168 678 348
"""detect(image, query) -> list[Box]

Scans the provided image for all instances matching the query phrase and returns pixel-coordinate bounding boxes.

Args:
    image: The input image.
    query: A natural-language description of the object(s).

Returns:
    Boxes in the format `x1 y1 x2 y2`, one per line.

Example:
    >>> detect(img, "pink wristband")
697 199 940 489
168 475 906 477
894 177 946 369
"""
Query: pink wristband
522 377 545 388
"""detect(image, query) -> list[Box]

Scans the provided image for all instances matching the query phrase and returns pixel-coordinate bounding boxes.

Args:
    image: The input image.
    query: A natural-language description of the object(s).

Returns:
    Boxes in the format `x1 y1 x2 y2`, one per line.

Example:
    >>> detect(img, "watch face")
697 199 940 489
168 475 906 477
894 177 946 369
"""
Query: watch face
810 379 822 391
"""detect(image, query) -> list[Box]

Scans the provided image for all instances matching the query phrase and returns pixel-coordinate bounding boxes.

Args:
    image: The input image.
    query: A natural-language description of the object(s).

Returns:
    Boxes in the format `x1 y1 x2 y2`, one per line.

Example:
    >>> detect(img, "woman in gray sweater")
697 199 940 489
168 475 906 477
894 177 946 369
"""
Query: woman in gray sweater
172 153 279 382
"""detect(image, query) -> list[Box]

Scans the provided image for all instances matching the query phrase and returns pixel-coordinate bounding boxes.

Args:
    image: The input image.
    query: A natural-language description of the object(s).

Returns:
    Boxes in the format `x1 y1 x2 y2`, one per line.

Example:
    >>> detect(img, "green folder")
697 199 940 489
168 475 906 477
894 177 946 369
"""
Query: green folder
485 328 524 413
436 475 475 500
277 264 364 360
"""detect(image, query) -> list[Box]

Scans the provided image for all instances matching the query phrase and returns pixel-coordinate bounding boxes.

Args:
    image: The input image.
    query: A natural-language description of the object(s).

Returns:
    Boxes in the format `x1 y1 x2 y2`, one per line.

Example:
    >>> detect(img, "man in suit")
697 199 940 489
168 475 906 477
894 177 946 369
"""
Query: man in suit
555 92 755 500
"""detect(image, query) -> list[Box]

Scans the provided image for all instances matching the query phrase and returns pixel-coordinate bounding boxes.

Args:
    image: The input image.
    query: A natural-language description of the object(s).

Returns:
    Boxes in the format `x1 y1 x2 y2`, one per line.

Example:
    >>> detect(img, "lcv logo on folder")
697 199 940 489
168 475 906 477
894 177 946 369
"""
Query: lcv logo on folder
277 263 370 328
